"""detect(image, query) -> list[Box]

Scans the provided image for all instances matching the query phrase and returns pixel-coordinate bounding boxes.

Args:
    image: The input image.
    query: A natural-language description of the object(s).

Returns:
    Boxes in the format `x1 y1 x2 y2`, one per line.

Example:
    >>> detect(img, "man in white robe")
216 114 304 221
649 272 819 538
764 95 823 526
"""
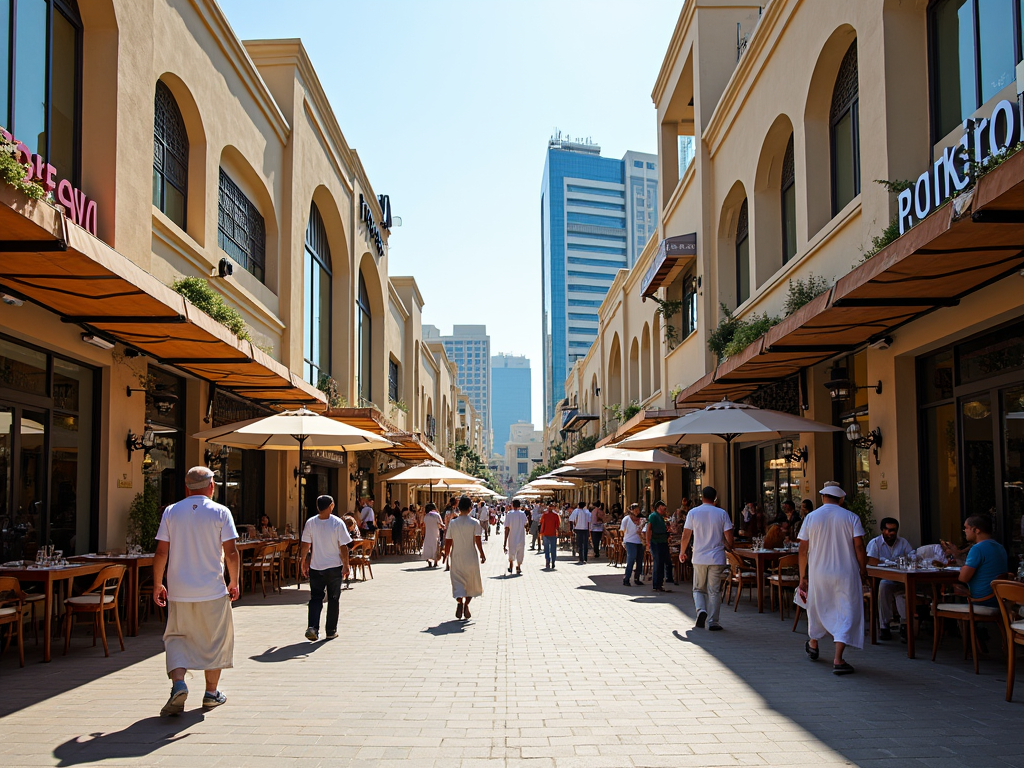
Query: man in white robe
798 484 867 675
504 499 528 575
421 502 444 568
443 496 485 620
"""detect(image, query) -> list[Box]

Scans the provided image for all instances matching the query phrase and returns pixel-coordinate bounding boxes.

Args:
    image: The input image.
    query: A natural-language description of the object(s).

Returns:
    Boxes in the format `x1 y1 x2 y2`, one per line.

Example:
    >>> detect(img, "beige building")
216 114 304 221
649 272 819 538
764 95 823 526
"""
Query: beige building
553 0 1024 554
504 422 545 492
0 0 466 560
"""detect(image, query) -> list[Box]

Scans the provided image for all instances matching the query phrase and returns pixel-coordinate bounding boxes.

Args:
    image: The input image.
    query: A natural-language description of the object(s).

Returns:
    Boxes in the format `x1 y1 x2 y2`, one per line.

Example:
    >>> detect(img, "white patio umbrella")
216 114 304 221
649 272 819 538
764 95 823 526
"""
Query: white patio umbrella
193 407 393 528
524 478 579 489
618 399 840 511
388 460 480 504
566 446 690 470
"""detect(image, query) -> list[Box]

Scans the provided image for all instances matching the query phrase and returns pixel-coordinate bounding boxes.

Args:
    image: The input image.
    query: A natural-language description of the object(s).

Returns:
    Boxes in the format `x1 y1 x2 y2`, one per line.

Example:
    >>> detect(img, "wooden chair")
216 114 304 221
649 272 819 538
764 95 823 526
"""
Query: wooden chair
283 540 304 588
992 580 1024 701
349 540 374 581
138 574 165 624
768 554 800 620
249 543 279 598
63 564 126 657
0 576 27 667
725 551 758 611
932 576 1007 674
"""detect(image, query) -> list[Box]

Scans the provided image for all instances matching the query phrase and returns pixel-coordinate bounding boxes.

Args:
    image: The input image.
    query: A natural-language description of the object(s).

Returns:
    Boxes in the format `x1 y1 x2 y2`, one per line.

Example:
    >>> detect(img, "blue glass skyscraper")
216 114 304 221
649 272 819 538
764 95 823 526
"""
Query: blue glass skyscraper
540 136 658 424
491 353 531 454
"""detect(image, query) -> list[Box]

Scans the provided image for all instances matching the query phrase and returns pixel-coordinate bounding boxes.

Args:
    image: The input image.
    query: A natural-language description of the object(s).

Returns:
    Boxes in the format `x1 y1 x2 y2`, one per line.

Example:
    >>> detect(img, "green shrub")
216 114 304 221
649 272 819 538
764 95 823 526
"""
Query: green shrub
707 304 741 361
722 312 779 358
126 482 162 552
606 400 642 423
172 276 251 341
783 274 831 317
317 374 348 408
0 135 45 200
847 491 876 538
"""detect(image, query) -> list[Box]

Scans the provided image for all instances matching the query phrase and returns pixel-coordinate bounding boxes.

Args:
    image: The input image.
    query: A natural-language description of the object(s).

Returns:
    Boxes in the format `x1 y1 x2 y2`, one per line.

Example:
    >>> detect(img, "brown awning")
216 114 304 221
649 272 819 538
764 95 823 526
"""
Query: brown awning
0 187 325 409
641 233 697 298
326 407 443 464
596 408 691 447
675 150 1024 406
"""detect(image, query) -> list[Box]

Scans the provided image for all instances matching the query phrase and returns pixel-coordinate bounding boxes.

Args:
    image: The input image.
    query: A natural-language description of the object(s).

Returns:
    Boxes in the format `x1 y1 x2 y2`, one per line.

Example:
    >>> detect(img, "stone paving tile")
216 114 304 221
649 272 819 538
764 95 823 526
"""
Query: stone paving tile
2 537 1024 767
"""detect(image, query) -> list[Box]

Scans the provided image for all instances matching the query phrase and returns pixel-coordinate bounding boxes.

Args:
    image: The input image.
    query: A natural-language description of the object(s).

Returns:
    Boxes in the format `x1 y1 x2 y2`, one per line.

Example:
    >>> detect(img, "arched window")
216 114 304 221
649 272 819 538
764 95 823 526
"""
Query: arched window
303 203 331 386
153 81 188 228
735 198 750 306
830 40 860 216
781 135 796 263
357 273 372 405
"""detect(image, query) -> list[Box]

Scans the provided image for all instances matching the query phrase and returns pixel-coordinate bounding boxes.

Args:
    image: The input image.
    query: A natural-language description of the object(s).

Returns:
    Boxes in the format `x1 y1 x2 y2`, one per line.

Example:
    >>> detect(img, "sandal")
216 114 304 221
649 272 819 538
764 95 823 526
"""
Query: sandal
455 602 464 619
805 640 819 661
463 605 471 620
832 661 855 675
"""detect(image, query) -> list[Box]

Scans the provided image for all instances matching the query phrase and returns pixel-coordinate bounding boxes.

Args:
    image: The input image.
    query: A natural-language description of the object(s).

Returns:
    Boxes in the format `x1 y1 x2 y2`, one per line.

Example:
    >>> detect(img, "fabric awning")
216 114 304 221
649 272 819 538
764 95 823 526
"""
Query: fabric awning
675 150 1024 406
596 408 691 447
325 407 442 464
561 408 599 433
0 187 324 409
640 233 697 298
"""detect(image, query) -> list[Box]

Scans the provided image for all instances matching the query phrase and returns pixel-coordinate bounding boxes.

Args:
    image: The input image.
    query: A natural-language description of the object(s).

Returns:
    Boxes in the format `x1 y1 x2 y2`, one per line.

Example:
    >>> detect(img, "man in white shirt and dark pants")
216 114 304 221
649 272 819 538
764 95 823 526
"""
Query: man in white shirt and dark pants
569 501 592 564
301 495 352 642
679 486 733 631
865 516 914 641
360 499 375 533
153 466 241 716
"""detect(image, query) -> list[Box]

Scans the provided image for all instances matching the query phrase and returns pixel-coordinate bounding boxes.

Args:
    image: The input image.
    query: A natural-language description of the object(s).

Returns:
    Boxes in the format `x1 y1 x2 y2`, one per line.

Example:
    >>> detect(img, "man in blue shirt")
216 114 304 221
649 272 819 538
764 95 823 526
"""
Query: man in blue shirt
958 515 1008 606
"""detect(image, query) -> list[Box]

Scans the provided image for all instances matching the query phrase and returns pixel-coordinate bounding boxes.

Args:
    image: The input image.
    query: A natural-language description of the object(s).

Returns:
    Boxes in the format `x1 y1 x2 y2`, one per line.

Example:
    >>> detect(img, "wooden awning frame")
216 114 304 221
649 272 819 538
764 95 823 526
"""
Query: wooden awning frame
325 406 443 464
675 150 1024 406
596 408 692 447
0 186 324 409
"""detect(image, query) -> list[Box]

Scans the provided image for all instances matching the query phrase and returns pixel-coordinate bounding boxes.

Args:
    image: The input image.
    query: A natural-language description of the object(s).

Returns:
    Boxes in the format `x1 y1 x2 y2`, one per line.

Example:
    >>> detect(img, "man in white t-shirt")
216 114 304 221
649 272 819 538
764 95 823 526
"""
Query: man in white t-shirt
153 466 240 716
680 486 734 631
568 501 592 563
360 499 375 532
300 495 352 642
475 501 490 540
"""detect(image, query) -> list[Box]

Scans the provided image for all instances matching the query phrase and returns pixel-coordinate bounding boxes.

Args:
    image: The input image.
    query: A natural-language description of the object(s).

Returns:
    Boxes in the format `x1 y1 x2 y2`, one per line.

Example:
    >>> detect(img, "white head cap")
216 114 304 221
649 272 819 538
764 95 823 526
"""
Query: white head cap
818 483 847 498
185 466 215 490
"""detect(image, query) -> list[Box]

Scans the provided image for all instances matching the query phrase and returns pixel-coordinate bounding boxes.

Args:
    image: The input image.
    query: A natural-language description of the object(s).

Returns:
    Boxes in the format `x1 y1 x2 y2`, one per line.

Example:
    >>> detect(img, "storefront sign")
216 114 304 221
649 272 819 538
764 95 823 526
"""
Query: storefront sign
898 99 1022 235
0 127 97 236
306 449 348 467
359 194 385 258
640 232 697 297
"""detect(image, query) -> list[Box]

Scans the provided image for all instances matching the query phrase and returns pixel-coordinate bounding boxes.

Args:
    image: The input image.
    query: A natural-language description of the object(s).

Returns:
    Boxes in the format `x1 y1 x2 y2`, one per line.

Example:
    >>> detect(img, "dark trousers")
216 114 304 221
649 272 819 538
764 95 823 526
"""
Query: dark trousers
575 529 590 562
651 542 670 589
307 566 343 633
591 531 603 559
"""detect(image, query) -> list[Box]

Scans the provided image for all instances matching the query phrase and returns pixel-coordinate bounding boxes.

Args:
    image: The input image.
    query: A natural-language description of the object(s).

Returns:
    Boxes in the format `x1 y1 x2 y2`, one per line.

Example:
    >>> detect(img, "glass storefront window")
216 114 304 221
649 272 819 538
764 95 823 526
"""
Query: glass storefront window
958 322 1024 385
932 0 1024 139
759 441 804 521
0 338 47 395
920 348 954 403
921 403 960 545
961 393 996 521
1002 386 1024 557
143 368 184 509
0 0 81 183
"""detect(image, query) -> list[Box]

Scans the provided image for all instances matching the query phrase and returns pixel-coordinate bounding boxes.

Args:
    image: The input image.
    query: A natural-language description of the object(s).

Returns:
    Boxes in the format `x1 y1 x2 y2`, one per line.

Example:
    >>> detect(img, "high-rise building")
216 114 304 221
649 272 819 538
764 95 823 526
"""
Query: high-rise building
503 422 544 489
425 324 491 453
540 134 658 422
490 353 531 453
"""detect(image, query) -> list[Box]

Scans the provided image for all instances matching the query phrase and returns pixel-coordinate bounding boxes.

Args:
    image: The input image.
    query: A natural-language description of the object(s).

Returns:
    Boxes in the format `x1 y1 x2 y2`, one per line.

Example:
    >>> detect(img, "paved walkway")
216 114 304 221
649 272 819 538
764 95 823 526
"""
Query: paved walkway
2 533 1023 768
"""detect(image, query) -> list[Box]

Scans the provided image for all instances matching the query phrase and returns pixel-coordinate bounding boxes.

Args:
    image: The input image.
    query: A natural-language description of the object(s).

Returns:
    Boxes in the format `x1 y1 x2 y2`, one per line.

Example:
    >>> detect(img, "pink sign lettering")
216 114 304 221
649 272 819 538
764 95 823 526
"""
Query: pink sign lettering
0 126 96 236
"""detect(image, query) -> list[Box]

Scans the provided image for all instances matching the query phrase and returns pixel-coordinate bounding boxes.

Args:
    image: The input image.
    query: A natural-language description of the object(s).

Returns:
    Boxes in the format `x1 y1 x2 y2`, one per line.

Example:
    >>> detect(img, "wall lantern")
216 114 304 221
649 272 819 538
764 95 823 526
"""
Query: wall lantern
846 422 882 465
824 367 882 404
780 438 808 464
126 424 155 461
294 461 312 480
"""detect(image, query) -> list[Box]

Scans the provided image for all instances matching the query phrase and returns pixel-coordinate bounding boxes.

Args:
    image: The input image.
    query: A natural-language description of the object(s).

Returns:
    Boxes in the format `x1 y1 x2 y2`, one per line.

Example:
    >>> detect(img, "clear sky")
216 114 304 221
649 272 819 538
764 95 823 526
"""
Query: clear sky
219 0 681 431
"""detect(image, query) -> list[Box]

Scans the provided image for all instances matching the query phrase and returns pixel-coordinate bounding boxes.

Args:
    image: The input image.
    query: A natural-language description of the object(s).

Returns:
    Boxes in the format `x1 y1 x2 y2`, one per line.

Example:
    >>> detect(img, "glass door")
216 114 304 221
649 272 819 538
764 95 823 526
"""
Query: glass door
961 394 997 524
1002 386 1024 558
0 406 12 560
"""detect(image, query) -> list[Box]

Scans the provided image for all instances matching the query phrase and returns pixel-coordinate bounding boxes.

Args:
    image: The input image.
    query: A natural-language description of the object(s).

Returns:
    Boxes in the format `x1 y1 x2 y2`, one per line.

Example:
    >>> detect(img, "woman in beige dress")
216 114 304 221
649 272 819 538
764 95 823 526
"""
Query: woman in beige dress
443 495 486 619
421 502 444 568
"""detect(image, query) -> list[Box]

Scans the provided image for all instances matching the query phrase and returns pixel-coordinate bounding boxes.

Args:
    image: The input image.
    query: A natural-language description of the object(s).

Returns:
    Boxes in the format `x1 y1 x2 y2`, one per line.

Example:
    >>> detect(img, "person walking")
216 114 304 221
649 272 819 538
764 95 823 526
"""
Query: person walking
153 466 240 716
540 504 561 569
529 509 542 551
569 501 592 563
421 502 444 568
798 484 868 675
300 495 351 642
590 502 606 561
620 503 645 586
443 496 486 620
442 498 458 571
679 486 733 631
504 499 528 575
475 501 490 541
646 501 672 593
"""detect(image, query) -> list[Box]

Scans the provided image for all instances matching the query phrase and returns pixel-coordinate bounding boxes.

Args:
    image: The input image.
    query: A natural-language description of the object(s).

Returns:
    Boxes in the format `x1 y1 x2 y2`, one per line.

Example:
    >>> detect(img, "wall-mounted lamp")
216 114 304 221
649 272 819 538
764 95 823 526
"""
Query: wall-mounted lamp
82 333 115 351
213 257 234 279
126 425 155 461
294 461 312 480
780 439 808 464
846 422 882 465
693 461 706 476
824 367 882 404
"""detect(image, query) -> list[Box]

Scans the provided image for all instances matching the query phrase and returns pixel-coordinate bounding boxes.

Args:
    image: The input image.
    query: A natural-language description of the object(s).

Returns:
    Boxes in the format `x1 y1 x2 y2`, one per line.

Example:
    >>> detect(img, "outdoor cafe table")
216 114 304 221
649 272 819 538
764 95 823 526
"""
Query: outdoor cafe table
734 548 789 613
72 553 154 638
0 560 107 662
235 538 296 595
867 563 962 659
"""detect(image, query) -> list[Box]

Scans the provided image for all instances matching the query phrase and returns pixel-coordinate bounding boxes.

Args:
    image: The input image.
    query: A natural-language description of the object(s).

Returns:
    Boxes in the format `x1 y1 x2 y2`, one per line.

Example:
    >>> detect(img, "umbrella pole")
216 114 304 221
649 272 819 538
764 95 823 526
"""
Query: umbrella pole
725 436 734 518
297 435 306 537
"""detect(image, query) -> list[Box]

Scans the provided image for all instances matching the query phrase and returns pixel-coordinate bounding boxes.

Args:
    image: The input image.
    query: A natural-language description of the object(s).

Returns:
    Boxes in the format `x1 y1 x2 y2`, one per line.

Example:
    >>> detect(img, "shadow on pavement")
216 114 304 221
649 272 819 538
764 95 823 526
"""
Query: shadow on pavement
422 620 469 636
249 639 332 663
52 710 205 766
